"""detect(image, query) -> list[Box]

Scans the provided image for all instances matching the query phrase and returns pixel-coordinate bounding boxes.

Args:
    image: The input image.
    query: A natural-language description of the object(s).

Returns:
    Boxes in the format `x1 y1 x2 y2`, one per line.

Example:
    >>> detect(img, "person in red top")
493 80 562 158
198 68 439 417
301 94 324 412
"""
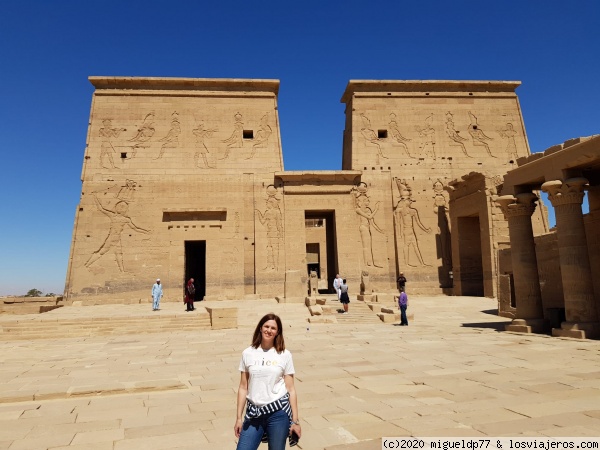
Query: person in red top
184 278 195 312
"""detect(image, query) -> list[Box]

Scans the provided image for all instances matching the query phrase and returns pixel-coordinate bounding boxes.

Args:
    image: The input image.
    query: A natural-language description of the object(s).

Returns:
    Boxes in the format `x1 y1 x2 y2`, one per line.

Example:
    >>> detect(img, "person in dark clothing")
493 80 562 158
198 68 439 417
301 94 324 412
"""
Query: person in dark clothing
397 272 407 292
398 291 408 326
185 278 196 311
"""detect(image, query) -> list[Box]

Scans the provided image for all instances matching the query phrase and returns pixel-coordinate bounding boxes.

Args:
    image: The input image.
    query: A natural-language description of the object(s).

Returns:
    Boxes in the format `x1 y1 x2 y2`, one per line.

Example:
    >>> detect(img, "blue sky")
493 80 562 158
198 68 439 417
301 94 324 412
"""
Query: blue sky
0 1 598 296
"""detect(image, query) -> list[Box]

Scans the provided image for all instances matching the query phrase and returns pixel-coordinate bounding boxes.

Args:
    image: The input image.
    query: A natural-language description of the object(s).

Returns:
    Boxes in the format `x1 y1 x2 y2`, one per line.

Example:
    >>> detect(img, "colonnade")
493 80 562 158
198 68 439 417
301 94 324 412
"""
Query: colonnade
496 178 599 339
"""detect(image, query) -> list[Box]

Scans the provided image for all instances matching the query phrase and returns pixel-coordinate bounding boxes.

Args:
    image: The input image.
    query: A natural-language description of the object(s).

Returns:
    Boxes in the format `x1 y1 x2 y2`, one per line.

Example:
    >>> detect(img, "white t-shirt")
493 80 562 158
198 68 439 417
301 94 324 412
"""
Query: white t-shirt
238 346 295 407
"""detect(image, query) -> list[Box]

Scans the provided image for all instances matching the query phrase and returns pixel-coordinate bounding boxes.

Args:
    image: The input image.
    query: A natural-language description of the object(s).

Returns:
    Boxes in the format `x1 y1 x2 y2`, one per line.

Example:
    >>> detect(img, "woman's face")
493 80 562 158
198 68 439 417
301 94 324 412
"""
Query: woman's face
261 319 278 343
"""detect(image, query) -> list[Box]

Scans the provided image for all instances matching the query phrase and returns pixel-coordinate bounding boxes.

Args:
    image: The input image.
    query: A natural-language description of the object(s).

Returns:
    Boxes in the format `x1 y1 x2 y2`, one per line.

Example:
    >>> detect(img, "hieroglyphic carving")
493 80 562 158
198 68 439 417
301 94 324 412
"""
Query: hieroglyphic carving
117 179 138 202
388 113 413 158
445 112 470 157
352 182 384 268
308 270 318 297
499 123 518 160
468 112 495 157
433 180 451 267
85 187 150 272
155 112 181 160
99 119 126 169
360 114 387 164
233 212 240 238
415 114 436 160
221 112 244 159
394 179 431 267
128 112 155 157
256 185 283 271
247 113 272 159
192 121 217 168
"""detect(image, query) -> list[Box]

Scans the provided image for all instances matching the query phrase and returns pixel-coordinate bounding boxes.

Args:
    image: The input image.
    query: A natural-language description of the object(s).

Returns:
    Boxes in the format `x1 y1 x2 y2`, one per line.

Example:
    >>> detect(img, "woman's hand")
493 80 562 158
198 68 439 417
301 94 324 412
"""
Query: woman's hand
234 418 243 438
289 422 301 439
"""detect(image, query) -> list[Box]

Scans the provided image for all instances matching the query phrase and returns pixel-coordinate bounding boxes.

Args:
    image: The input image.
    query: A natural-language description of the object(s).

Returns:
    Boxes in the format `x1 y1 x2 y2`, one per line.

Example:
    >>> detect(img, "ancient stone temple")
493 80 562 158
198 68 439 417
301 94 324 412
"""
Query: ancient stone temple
65 77 544 304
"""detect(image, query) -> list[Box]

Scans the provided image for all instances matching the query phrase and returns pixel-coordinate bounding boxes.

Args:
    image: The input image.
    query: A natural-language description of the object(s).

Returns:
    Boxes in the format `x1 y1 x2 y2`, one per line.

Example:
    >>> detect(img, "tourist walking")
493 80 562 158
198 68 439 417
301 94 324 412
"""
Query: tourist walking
398 290 408 326
185 278 195 312
234 313 301 449
339 279 350 314
152 278 163 311
333 274 342 299
397 272 407 292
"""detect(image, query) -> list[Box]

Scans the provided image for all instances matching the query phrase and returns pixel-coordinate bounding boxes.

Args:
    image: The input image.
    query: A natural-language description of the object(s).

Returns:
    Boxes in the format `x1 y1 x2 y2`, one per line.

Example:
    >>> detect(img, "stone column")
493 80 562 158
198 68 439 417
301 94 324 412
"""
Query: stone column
496 193 546 333
542 178 599 339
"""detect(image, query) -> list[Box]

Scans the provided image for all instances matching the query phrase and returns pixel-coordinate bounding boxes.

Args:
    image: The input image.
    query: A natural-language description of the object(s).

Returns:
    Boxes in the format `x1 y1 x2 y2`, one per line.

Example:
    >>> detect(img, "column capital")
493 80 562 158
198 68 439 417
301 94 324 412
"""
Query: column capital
495 193 537 218
541 178 587 207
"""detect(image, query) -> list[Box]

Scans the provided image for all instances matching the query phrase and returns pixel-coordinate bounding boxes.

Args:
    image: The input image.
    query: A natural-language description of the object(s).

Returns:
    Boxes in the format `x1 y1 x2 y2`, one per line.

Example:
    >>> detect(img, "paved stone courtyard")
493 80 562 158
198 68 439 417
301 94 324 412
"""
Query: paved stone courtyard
1 296 599 449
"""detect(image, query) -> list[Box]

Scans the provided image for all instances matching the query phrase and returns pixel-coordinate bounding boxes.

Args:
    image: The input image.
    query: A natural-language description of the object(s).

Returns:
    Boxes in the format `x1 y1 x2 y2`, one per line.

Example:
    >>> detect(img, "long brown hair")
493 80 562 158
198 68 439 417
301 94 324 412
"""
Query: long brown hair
251 313 286 353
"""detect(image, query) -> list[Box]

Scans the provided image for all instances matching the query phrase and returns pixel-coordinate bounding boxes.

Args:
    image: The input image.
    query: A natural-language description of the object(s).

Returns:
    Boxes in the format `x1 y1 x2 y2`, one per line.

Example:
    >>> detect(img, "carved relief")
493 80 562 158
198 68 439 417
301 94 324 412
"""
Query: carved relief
499 122 518 160
445 112 470 157
388 113 413 158
352 182 384 268
433 180 452 268
192 121 217 168
233 212 241 238
221 112 244 159
155 112 181 160
85 187 150 272
360 270 370 294
394 179 431 267
308 270 318 297
128 112 155 157
247 113 272 159
99 119 126 169
415 114 436 160
256 186 283 272
468 112 495 157
360 114 387 164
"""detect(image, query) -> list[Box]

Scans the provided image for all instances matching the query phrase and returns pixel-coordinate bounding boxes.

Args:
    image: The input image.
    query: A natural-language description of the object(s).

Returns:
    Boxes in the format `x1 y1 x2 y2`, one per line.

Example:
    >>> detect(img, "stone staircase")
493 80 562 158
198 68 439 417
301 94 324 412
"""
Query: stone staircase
334 298 382 324
0 309 212 341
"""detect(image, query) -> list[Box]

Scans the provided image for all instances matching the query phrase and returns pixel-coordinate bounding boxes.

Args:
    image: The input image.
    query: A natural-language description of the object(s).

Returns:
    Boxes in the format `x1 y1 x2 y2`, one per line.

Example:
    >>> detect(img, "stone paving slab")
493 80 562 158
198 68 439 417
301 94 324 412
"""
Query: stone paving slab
0 296 599 449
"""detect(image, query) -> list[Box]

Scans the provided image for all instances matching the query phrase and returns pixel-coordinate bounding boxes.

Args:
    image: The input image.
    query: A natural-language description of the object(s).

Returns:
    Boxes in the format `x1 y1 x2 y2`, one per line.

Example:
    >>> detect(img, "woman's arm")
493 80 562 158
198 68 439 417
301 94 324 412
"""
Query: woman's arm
234 371 249 438
284 374 302 438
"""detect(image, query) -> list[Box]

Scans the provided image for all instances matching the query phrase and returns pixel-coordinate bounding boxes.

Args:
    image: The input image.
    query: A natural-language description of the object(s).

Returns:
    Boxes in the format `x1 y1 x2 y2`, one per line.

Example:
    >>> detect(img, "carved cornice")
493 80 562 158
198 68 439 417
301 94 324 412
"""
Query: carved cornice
541 178 588 207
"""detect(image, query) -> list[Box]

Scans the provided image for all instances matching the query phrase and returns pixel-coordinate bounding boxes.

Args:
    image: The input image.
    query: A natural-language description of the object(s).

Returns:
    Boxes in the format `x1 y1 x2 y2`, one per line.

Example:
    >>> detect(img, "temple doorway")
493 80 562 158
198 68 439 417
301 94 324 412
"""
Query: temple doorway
185 240 206 301
305 211 338 293
456 216 484 296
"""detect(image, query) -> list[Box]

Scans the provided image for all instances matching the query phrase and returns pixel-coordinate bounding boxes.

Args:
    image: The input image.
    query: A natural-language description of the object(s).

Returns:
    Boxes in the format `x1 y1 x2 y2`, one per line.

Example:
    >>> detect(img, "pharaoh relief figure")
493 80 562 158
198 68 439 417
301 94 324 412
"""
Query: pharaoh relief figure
256 186 283 272
85 189 150 273
445 112 471 157
155 112 181 160
247 113 272 159
352 182 384 268
128 112 155 158
394 179 431 267
415 114 436 160
499 122 518 161
99 119 126 169
221 112 244 159
468 111 495 157
192 120 218 168
388 113 413 158
432 179 451 267
360 114 387 164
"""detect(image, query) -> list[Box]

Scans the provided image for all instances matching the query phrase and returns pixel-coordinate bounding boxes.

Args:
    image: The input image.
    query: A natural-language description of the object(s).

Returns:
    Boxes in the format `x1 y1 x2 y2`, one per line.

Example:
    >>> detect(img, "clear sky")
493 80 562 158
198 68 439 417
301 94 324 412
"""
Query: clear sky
0 0 598 296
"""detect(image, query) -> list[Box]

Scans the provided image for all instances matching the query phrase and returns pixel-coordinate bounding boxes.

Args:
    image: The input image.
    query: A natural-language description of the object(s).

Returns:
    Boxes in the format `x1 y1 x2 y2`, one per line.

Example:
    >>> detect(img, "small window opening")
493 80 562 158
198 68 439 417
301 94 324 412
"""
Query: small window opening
120 152 127 159
377 130 388 139
469 92 473 96
243 130 254 139
425 93 430 96
509 160 514 164
79 207 83 211
473 125 478 130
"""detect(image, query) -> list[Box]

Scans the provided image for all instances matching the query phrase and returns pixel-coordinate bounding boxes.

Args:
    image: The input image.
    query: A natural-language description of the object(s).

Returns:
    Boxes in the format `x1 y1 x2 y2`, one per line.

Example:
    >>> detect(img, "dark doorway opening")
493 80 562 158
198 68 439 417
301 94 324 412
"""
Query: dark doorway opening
457 216 484 296
305 211 338 294
185 241 206 301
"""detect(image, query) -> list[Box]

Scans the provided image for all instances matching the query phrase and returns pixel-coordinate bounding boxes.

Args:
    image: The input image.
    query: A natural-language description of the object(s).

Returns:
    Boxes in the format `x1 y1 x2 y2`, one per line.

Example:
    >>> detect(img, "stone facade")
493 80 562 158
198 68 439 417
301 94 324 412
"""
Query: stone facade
65 77 537 304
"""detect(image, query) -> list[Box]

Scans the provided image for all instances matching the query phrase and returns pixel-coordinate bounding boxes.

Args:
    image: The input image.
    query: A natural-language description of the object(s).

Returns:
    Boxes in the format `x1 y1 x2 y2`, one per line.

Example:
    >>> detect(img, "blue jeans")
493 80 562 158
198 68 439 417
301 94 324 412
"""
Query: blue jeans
400 304 408 325
236 409 290 450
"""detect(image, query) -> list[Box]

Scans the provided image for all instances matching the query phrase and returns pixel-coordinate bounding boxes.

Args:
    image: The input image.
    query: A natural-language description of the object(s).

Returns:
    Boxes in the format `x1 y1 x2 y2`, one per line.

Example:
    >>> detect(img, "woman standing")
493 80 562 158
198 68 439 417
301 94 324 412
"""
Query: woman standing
184 278 195 312
234 313 301 449
339 279 350 314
